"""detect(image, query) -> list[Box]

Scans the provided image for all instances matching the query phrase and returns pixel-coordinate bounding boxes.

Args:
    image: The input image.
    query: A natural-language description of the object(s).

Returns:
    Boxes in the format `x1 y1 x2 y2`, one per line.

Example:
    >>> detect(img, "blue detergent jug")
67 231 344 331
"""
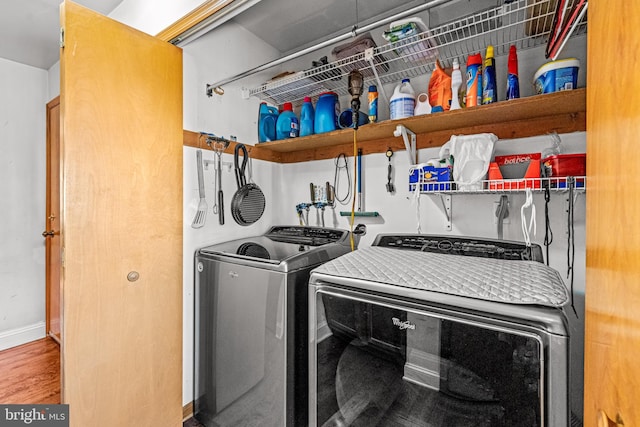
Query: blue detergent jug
314 92 339 134
258 103 278 142
276 102 299 140
300 97 315 137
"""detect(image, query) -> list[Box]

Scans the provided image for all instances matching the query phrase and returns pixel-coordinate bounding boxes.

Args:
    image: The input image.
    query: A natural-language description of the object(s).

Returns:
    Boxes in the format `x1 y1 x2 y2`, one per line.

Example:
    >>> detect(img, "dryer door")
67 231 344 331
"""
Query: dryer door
310 287 550 427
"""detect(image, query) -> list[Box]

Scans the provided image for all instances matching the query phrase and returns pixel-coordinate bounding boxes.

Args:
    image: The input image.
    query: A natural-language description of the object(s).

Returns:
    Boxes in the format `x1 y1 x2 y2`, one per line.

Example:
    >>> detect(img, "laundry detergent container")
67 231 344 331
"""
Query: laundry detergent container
314 92 339 134
533 58 579 94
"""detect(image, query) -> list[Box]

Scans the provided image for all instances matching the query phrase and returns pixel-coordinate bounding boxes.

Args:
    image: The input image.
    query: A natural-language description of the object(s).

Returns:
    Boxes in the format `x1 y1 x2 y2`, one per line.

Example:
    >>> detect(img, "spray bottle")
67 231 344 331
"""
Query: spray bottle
450 58 463 110
482 45 497 104
506 45 520 100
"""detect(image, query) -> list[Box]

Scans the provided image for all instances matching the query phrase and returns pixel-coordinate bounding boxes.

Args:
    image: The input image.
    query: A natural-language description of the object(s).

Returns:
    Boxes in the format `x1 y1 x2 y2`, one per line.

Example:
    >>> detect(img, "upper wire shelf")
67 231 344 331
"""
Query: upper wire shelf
247 0 587 106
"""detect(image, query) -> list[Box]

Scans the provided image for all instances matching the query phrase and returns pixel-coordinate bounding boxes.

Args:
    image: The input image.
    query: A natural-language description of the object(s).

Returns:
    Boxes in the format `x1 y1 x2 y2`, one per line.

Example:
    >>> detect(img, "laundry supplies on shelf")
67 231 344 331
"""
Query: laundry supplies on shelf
466 53 483 107
482 45 498 104
506 45 521 100
299 97 315 137
390 78 416 120
276 102 299 139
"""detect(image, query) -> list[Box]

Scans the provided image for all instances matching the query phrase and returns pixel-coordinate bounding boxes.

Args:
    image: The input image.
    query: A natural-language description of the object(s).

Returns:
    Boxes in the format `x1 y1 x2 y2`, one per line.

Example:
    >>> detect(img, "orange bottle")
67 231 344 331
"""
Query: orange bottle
465 53 482 107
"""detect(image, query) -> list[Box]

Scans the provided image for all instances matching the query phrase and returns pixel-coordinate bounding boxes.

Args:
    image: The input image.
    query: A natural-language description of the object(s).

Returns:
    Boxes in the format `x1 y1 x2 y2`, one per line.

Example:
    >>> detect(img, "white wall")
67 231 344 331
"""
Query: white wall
0 57 49 350
47 61 60 101
108 0 204 36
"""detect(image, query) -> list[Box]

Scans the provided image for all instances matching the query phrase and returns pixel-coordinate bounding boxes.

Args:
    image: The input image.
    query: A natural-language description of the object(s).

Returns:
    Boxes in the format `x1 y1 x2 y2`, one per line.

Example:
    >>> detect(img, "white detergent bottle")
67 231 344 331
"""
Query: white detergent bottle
450 58 463 110
390 78 416 120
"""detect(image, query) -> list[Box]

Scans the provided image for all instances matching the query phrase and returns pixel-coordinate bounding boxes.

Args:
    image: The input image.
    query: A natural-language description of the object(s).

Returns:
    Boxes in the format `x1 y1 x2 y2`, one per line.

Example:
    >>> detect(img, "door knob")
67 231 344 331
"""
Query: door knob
42 230 56 237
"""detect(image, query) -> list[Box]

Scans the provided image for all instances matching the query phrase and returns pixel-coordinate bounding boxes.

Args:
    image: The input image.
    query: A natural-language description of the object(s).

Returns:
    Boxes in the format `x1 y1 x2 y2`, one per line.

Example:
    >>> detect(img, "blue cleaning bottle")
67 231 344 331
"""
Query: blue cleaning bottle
299 97 315 137
506 45 520 100
314 92 339 134
258 102 278 142
276 102 299 140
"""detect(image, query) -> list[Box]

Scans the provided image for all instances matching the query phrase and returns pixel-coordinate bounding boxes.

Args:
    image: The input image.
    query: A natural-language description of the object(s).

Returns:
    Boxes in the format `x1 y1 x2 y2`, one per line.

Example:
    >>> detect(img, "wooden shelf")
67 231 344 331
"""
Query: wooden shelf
184 88 586 164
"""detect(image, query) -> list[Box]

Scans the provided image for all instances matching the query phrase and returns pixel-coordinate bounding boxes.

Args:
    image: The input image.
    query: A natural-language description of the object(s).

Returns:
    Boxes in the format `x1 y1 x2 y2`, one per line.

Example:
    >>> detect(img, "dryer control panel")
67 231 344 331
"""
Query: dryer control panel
373 234 544 262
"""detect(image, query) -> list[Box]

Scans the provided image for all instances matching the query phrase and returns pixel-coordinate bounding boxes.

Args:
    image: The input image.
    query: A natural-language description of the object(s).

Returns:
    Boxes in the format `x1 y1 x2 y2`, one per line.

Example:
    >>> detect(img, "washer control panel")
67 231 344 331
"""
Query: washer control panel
266 226 347 246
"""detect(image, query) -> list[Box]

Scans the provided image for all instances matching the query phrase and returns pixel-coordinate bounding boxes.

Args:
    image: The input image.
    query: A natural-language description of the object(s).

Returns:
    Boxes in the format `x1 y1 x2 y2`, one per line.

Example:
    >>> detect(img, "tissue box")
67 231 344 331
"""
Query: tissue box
409 166 452 191
489 153 541 190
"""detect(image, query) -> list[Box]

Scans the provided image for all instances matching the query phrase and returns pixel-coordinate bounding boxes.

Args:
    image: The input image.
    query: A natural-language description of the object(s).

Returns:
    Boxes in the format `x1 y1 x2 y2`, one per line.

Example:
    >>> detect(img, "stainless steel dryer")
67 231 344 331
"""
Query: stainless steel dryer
194 225 357 427
309 234 573 427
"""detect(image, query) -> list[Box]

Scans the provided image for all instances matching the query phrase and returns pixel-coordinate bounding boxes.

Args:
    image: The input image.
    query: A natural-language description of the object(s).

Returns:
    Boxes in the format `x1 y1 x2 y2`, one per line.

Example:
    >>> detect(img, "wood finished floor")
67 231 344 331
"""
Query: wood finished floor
0 338 60 404
0 339 221 426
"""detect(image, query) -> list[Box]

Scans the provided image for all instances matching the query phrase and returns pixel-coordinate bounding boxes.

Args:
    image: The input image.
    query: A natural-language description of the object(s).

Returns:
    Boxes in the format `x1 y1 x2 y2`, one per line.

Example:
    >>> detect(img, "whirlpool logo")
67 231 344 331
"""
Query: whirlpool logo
392 317 415 330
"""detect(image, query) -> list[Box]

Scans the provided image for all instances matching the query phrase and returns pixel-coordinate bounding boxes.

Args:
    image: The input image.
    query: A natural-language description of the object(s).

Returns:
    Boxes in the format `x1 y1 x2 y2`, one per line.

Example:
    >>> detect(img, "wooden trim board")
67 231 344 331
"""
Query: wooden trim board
182 130 283 163
183 89 586 163
156 0 237 43
183 402 193 421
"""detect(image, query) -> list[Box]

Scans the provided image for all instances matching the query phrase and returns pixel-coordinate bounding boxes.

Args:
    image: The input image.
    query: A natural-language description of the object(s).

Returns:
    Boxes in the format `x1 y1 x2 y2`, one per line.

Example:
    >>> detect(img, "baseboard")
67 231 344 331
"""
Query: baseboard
183 401 193 421
0 322 46 352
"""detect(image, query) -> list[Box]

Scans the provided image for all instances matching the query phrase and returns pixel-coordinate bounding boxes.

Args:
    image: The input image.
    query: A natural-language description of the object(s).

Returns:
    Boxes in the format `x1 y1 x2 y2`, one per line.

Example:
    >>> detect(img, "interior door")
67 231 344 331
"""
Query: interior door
45 96 61 343
60 2 183 426
584 1 640 426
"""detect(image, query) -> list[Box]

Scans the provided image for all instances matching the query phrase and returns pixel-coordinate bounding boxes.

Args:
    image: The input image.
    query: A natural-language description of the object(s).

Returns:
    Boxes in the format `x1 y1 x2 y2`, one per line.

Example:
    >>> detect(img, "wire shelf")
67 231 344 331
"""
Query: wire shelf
248 0 587 106
409 176 586 194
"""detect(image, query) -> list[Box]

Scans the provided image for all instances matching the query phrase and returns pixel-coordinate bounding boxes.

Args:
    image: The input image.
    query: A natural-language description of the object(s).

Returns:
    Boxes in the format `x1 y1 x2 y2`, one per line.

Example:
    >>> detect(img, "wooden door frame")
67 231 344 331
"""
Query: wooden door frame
45 95 61 344
155 0 238 42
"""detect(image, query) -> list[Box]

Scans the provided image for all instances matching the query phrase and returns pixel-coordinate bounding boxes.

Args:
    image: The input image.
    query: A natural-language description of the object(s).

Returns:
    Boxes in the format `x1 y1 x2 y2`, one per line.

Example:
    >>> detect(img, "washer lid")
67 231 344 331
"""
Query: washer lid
198 235 308 265
197 226 352 270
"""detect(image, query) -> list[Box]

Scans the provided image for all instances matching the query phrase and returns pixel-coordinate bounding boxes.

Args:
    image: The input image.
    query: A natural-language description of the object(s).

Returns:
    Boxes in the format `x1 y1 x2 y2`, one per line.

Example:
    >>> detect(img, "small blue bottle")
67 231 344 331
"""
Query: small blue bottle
276 102 299 140
299 97 315 137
